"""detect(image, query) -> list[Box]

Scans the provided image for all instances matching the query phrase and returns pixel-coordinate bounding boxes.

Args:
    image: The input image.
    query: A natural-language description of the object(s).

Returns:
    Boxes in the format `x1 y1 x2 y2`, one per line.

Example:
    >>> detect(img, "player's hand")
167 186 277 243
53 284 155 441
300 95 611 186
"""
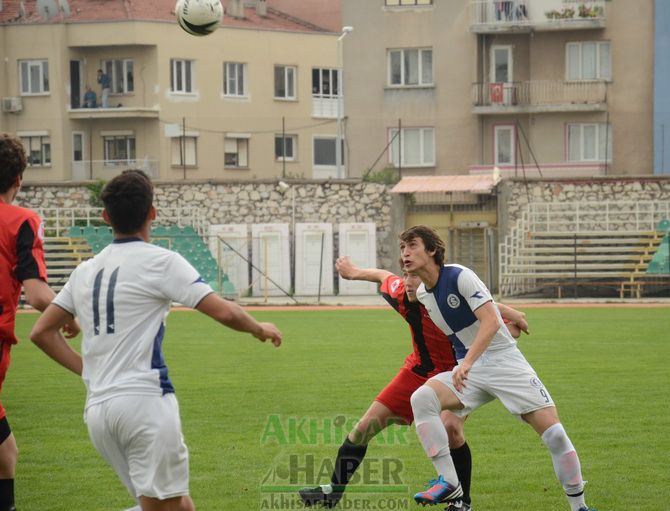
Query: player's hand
61 318 80 339
452 362 471 393
255 322 282 347
515 313 530 335
335 256 357 280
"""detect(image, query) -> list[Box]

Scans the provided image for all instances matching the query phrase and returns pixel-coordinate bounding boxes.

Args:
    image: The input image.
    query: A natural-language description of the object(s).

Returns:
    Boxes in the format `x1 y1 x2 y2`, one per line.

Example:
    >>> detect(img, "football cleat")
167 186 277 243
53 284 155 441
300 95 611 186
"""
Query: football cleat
298 485 343 508
445 500 471 511
414 475 463 505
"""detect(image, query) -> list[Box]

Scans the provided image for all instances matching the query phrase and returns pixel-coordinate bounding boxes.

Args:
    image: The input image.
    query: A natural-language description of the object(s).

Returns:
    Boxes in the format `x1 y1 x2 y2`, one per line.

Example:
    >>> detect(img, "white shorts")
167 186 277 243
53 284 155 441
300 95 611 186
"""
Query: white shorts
430 346 554 417
84 393 190 500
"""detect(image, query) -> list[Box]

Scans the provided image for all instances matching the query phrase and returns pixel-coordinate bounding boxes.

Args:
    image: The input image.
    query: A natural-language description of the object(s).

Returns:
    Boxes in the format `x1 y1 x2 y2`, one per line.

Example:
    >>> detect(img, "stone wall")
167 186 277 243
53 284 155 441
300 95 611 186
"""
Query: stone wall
498 177 670 234
18 179 399 269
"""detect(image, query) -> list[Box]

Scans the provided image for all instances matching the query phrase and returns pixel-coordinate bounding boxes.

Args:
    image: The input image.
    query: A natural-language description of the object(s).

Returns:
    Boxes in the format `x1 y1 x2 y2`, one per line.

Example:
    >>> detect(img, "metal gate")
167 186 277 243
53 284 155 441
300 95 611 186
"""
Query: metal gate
449 225 497 291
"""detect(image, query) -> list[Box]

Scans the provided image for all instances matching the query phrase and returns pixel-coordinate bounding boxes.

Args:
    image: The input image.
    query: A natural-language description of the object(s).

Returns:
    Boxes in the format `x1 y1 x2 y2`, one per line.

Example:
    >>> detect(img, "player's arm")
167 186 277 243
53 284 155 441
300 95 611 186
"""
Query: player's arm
22 278 55 312
496 302 529 337
22 280 80 339
452 301 500 392
196 294 281 347
30 304 83 376
336 256 393 283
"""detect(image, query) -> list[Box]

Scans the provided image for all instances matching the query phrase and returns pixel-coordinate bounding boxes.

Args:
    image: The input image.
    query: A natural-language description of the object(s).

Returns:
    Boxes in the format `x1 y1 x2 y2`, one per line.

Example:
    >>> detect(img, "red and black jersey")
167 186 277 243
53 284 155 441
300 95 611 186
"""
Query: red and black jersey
0 202 47 344
380 274 458 377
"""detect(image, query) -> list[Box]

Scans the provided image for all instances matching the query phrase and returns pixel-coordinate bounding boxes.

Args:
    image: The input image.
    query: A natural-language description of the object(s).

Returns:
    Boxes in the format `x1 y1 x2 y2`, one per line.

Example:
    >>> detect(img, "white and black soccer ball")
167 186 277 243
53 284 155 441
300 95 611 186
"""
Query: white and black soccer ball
175 0 223 37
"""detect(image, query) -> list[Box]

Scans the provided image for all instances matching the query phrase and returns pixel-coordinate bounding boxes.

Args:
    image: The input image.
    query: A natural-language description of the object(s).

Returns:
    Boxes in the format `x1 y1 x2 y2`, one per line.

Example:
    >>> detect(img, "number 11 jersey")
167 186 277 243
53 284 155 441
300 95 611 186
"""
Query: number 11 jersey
53 238 213 409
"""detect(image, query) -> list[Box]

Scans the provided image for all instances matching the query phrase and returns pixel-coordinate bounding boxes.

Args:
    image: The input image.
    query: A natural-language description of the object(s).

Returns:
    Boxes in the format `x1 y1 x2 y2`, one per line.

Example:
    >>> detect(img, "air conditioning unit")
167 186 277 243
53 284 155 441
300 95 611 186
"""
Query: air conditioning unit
1 97 23 113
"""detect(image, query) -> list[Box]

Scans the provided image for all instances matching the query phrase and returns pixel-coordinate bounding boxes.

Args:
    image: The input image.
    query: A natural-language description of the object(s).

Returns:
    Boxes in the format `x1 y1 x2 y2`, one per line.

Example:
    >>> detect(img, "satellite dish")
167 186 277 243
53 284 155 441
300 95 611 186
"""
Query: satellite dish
36 0 58 20
58 0 71 18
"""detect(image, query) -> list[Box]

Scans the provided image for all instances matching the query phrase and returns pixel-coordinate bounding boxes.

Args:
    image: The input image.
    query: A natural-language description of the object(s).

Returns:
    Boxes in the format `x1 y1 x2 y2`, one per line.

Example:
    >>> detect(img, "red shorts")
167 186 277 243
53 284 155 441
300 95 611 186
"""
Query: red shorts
375 367 428 425
0 341 12 420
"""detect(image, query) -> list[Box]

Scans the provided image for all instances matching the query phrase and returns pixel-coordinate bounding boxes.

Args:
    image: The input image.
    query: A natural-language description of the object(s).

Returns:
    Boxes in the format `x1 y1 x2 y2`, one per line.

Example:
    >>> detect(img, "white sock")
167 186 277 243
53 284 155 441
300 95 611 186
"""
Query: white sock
541 423 587 511
410 386 459 485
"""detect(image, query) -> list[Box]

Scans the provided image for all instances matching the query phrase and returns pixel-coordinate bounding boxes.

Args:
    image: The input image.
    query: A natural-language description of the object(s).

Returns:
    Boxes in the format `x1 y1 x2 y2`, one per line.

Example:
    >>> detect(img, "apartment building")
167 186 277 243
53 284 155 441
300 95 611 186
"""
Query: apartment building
341 0 657 285
343 0 655 179
0 0 343 183
655 0 670 175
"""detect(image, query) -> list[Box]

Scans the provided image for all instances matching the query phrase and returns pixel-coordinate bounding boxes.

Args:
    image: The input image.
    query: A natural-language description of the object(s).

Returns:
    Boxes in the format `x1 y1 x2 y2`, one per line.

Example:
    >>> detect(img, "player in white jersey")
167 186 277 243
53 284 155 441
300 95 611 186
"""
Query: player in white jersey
30 170 282 511
399 225 595 511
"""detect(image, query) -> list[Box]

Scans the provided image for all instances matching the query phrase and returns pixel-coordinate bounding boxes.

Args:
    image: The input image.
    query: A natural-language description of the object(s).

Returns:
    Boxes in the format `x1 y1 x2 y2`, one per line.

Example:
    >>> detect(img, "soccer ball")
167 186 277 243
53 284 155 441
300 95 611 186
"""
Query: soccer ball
175 0 223 36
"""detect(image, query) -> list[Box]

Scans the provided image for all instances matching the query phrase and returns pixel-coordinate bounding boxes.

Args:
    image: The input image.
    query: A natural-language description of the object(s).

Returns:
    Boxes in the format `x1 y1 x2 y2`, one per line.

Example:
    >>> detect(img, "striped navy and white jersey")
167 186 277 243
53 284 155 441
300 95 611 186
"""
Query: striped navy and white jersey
53 238 213 410
416 264 516 360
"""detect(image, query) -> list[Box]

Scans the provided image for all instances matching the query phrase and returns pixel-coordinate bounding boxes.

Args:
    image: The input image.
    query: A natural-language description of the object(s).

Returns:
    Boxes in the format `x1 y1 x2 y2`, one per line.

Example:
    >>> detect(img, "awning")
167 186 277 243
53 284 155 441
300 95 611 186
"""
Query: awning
390 174 499 194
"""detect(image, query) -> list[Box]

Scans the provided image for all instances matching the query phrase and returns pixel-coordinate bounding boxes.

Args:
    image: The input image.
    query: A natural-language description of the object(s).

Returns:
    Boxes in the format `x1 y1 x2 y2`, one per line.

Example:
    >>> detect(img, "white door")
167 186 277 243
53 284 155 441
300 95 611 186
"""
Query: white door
295 223 333 296
251 224 291 297
490 45 513 105
209 224 249 297
494 125 515 166
338 223 377 295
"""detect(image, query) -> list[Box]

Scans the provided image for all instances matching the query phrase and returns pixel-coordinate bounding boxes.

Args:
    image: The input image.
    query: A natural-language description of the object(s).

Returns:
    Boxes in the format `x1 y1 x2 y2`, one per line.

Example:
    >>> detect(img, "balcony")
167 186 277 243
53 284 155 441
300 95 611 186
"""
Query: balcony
469 163 608 178
470 0 606 33
68 106 160 120
472 80 607 114
72 159 159 181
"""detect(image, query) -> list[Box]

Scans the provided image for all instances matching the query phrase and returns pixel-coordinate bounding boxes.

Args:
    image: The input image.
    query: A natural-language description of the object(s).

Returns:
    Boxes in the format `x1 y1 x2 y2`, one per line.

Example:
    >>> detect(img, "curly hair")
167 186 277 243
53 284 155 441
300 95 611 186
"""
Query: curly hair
0 133 27 194
101 170 154 234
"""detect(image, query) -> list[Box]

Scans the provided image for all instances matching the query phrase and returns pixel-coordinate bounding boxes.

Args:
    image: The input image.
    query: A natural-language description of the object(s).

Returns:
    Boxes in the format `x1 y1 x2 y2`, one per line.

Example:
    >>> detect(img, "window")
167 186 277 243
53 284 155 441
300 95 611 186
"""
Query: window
225 137 249 168
224 62 247 97
170 59 194 93
274 65 296 100
566 42 611 81
103 136 136 163
275 135 297 161
19 60 49 95
385 0 432 5
494 125 515 165
102 59 134 94
567 123 612 162
313 136 344 167
312 68 340 98
19 135 51 166
388 48 433 86
72 133 84 162
171 136 197 166
389 128 435 167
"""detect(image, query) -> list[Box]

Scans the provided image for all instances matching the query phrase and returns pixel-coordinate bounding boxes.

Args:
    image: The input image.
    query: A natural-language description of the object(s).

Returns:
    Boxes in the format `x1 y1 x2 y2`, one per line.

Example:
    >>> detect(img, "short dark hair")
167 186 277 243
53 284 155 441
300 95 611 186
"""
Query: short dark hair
0 133 27 194
101 170 154 234
399 225 446 266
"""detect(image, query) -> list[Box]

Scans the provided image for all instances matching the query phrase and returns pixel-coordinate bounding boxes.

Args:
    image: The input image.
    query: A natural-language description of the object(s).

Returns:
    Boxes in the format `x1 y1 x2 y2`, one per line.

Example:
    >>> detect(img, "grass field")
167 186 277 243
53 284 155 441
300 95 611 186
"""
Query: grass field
7 306 670 511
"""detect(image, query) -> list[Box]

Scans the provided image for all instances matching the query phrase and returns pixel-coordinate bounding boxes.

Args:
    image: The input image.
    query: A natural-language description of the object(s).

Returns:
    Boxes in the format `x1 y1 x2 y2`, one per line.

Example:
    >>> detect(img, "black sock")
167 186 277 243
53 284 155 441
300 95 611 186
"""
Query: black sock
450 443 472 504
330 438 368 493
0 479 15 511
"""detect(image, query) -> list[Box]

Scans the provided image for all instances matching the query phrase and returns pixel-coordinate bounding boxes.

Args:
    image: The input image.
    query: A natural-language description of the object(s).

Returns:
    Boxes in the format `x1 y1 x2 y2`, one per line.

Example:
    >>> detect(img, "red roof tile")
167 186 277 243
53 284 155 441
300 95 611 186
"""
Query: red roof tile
0 0 332 33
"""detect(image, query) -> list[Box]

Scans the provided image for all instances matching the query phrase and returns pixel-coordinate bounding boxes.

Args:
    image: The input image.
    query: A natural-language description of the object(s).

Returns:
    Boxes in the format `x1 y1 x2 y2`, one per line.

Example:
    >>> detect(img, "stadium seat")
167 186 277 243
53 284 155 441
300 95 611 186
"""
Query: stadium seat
152 226 169 237
69 226 84 238
182 225 198 237
83 225 97 238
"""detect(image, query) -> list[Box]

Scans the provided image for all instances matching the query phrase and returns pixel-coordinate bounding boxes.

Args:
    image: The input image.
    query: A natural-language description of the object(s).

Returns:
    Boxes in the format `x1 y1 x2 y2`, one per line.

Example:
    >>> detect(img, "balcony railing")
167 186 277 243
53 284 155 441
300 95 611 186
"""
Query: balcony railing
470 0 606 32
312 94 340 119
68 106 160 119
72 159 159 181
472 80 607 113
